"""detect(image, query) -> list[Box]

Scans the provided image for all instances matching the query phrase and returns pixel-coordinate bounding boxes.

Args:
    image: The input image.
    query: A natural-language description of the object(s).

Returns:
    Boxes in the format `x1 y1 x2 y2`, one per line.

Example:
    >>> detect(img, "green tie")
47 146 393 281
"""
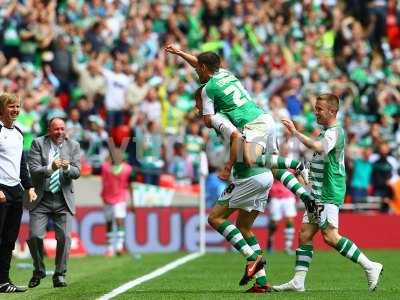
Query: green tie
49 149 61 193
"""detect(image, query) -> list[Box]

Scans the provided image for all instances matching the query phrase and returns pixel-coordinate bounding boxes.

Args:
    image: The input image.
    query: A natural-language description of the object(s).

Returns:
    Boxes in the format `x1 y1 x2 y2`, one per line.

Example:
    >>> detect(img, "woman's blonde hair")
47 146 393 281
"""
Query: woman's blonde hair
0 93 19 115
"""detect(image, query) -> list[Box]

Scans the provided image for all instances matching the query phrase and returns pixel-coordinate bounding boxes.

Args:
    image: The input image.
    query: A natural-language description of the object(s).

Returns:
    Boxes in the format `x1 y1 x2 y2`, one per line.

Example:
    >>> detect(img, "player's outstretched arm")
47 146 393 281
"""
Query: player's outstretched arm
164 44 198 68
282 118 324 153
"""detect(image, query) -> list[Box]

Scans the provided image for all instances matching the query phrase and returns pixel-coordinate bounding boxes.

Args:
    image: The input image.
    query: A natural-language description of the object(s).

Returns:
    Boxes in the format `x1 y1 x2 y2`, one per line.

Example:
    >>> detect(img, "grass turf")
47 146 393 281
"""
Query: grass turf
4 250 399 299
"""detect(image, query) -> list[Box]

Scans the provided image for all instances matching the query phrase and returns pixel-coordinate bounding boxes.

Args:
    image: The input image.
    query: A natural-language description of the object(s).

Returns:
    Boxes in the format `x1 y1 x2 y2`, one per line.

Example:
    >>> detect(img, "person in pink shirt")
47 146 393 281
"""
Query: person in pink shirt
100 151 134 256
267 143 298 255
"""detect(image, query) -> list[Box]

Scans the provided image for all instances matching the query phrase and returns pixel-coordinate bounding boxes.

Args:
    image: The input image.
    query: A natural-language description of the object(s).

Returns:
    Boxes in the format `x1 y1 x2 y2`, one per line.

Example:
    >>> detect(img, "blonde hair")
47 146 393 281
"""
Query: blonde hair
316 93 339 112
0 93 19 115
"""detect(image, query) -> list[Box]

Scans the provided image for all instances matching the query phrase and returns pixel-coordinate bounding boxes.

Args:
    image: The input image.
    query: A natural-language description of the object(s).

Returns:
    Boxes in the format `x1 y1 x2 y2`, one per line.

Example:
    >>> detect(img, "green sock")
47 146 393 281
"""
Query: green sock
336 237 362 263
245 235 267 286
336 237 375 269
275 169 312 204
257 154 301 169
293 244 313 286
217 221 258 261
295 244 313 271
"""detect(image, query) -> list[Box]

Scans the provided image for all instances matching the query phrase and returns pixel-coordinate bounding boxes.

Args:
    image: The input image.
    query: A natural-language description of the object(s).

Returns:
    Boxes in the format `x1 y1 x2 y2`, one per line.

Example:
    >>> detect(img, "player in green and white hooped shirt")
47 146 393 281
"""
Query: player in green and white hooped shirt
273 94 383 292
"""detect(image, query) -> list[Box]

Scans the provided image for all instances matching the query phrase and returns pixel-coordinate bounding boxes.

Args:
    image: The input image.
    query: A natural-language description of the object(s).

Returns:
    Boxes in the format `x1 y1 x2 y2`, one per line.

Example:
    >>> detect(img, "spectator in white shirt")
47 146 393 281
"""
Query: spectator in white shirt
139 88 161 124
100 59 131 131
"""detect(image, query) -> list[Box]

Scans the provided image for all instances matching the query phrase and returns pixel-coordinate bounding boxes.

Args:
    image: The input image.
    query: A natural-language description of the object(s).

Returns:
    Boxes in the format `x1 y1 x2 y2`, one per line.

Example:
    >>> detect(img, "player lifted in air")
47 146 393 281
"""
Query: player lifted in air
164 45 317 292
164 45 316 214
272 93 383 292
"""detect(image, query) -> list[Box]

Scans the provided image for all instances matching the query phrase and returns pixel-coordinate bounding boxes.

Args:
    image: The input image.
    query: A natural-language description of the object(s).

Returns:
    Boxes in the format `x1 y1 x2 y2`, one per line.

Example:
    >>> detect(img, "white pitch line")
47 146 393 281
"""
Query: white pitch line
97 252 204 300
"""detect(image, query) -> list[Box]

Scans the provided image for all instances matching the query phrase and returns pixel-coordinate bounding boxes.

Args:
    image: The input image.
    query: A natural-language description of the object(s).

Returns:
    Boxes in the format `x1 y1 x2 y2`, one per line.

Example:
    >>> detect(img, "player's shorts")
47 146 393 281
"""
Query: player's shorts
104 202 127 222
217 171 273 213
302 203 339 229
269 197 297 221
242 113 278 154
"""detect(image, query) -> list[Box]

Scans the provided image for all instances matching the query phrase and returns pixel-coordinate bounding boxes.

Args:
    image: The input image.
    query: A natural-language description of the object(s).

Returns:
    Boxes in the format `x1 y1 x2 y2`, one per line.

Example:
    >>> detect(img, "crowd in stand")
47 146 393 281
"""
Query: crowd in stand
1 0 400 212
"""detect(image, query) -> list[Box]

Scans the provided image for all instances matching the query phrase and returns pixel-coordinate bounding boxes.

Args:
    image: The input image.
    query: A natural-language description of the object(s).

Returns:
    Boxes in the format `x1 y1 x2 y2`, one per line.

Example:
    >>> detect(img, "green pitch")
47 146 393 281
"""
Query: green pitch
4 250 399 299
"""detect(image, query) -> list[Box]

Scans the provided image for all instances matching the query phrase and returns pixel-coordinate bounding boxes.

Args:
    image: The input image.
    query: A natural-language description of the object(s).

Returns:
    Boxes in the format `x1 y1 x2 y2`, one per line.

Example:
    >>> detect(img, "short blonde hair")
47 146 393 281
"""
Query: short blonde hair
0 93 19 115
316 93 339 112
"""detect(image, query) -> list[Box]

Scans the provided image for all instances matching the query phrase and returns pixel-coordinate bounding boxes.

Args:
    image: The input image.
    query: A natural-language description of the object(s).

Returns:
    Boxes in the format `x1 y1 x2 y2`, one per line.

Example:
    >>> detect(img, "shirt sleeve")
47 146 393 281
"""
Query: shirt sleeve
210 113 237 141
201 85 215 115
321 128 338 154
20 151 33 189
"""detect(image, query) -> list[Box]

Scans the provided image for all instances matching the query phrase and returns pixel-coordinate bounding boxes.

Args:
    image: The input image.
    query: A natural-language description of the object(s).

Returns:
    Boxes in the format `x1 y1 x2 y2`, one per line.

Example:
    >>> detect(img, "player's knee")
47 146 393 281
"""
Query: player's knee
321 229 340 247
322 233 336 247
207 215 216 228
208 214 223 229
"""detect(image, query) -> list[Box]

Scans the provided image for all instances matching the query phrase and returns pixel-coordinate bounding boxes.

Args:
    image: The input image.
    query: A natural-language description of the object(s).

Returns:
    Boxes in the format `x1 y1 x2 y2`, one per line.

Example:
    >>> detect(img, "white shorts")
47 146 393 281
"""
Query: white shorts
302 203 339 229
243 113 278 154
217 171 273 212
104 202 127 222
269 197 297 221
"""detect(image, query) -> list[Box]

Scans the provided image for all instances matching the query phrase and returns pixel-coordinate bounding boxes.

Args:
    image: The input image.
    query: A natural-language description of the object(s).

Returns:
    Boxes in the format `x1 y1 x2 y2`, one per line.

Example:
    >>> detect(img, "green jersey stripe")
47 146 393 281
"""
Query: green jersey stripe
310 126 346 206
310 167 324 173
310 163 324 170
310 172 323 178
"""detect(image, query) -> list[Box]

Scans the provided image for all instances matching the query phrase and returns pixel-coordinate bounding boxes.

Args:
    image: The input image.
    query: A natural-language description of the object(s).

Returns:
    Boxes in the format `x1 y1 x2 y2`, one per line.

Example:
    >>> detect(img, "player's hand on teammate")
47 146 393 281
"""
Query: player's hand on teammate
164 44 182 55
281 118 297 135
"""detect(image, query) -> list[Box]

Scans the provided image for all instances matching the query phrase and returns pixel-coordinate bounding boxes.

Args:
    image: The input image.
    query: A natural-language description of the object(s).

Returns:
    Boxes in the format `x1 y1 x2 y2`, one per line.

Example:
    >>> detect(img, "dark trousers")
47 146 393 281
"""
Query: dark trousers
0 184 24 283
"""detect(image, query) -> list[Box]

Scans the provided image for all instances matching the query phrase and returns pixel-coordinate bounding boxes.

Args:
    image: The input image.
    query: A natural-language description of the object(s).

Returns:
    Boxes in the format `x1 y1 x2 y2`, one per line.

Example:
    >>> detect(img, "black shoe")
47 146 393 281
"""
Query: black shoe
28 274 45 288
0 282 28 293
53 276 67 288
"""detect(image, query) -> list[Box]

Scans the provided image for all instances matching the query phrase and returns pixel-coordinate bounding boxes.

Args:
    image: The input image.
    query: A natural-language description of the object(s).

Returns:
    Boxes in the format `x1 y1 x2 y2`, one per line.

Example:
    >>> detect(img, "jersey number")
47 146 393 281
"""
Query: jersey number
223 183 235 196
223 83 250 107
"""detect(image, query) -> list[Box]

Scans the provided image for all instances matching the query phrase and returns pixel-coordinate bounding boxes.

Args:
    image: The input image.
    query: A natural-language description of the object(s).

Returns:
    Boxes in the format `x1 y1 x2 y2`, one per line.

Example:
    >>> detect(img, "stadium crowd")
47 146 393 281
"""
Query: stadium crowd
1 0 400 212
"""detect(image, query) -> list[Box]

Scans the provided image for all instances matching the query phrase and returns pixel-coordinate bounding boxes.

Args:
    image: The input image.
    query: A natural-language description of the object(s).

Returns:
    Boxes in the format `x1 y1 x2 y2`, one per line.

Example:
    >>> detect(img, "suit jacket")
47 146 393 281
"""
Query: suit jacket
26 135 80 214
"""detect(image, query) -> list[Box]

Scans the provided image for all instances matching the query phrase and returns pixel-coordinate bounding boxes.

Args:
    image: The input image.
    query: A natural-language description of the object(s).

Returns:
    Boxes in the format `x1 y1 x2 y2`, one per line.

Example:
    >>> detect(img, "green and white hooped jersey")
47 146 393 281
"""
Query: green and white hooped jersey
201 69 263 130
310 125 346 206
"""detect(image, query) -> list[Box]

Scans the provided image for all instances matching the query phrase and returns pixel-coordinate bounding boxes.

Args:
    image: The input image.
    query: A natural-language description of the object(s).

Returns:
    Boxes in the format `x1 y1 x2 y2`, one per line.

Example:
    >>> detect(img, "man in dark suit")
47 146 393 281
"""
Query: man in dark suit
27 117 80 288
